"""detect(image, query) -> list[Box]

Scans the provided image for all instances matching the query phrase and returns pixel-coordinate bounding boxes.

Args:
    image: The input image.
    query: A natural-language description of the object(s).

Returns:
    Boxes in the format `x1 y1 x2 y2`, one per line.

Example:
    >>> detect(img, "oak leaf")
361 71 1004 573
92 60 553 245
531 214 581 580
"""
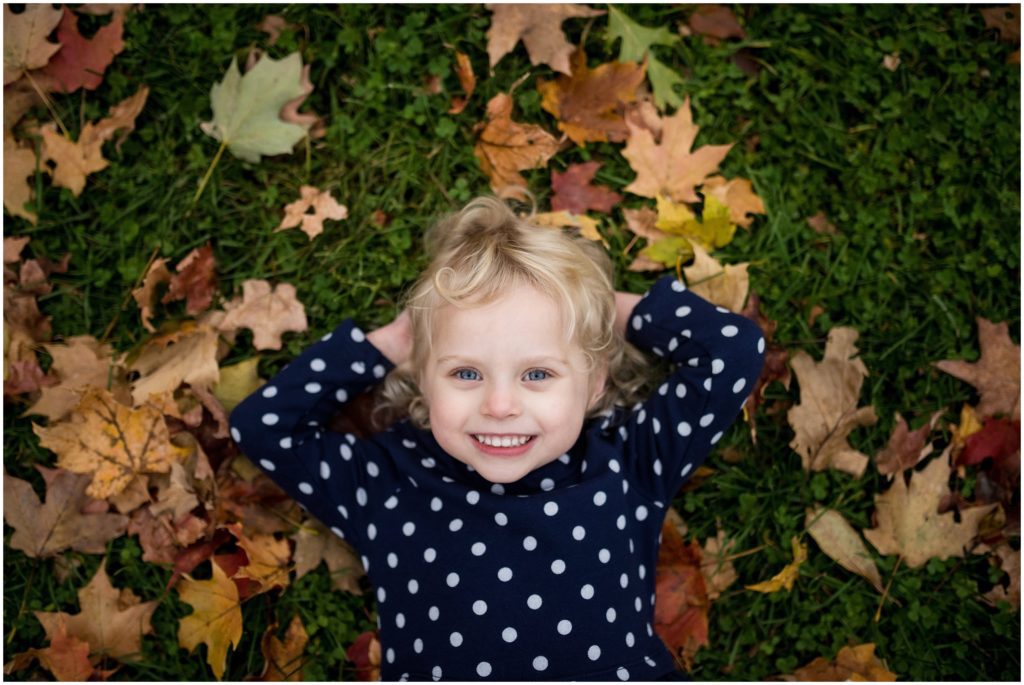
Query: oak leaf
228 522 292 594
131 257 172 332
448 51 476 115
3 4 64 84
276 185 348 240
622 96 733 203
3 466 128 557
26 335 116 422
682 243 749 313
127 323 221 405
746 536 806 593
485 4 605 75
292 518 366 595
787 327 878 477
606 5 685 109
701 175 765 229
34 387 192 499
781 643 896 681
258 615 308 681
4 133 38 223
36 8 125 93
654 516 709 670
538 48 647 145
177 561 243 680
550 161 622 214
34 559 158 662
863 448 996 568
935 317 1020 420
805 507 883 592
874 411 941 476
473 92 560 199
217 279 308 351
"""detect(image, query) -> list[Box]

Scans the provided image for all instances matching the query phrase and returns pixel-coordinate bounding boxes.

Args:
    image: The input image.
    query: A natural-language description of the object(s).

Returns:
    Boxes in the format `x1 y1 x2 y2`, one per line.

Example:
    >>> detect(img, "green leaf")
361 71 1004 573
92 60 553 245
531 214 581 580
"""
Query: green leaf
606 5 679 62
641 235 693 267
199 52 310 163
647 55 686 109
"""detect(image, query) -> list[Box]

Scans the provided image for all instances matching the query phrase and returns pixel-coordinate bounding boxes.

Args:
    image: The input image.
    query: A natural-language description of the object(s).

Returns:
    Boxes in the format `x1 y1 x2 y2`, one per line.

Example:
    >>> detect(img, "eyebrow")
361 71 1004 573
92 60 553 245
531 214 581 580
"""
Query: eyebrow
434 355 570 367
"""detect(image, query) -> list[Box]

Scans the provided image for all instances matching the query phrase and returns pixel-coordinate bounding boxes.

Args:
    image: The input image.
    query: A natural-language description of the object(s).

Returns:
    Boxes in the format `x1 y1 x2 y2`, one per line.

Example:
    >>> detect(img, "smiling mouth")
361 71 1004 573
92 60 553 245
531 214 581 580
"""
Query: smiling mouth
473 434 535 448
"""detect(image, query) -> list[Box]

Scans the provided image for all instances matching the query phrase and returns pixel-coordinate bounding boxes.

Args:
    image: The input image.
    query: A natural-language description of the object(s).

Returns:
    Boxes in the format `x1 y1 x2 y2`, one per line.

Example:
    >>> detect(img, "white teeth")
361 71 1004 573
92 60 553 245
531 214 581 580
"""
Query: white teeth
474 435 530 447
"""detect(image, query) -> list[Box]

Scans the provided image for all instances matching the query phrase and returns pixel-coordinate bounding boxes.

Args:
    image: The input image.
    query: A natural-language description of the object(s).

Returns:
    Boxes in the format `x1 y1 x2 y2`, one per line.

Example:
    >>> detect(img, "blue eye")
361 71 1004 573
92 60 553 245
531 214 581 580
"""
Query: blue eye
454 369 480 381
524 369 550 382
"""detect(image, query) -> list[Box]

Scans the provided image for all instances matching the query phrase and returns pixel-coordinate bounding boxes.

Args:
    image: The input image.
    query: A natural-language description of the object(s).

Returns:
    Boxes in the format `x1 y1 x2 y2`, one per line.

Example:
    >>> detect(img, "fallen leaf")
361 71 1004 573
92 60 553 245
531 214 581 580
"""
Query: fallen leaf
653 517 709 670
950 403 985 454
874 411 942 476
258 14 293 46
682 243 749 313
292 519 366 595
3 466 128 557
200 52 311 163
213 357 263 413
746 536 807 593
606 5 685 109
935 317 1020 420
39 122 108 196
217 279 308 351
15 615 94 681
131 257 172 332
655 193 736 252
882 51 901 71
622 206 672 271
276 185 348 240
177 561 243 680
346 631 381 682
787 327 878 477
622 97 734 203
961 417 1019 467
485 3 605 75
701 175 765 229
537 48 647 145
34 387 192 499
984 543 1020 609
127 323 221 405
26 335 117 422
34 558 158 662
473 92 560 199
3 4 64 84
688 4 747 43
4 133 38 223
981 6 1021 43
4 236 30 262
215 467 300 535
959 417 1020 517
228 522 292 594
4 357 55 395
35 8 125 93
805 507 884 592
128 505 208 564
258 615 308 681
531 209 603 242
279 61 324 140
781 643 897 681
88 84 149 152
550 161 622 214
163 244 217 315
448 51 476 115
700 522 738 601
863 448 996 568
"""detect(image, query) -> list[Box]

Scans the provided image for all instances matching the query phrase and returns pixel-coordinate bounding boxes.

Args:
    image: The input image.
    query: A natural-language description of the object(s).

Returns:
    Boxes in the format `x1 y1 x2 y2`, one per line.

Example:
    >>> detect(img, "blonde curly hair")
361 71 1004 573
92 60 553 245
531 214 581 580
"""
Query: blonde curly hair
376 196 648 428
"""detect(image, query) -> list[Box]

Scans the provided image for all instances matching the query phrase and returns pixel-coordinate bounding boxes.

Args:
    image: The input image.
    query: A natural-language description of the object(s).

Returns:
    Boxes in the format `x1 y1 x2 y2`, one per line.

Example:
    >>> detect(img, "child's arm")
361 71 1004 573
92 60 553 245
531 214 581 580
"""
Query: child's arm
614 275 764 506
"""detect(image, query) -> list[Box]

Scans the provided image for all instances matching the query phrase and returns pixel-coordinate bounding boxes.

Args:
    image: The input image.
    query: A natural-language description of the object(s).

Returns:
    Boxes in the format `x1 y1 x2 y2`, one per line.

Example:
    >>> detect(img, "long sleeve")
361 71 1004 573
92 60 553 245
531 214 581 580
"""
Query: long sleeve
228 321 398 548
615 275 765 505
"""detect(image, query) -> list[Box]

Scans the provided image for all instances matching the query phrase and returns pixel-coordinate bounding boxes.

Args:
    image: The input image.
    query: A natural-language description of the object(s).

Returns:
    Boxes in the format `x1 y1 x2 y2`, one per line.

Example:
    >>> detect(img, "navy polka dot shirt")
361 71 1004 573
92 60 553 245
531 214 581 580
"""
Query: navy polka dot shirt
230 275 765 681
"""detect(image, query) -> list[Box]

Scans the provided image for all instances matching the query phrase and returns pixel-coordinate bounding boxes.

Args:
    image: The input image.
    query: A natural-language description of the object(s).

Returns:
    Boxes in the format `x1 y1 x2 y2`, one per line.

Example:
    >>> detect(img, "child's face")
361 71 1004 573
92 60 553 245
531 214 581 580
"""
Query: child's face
420 283 606 484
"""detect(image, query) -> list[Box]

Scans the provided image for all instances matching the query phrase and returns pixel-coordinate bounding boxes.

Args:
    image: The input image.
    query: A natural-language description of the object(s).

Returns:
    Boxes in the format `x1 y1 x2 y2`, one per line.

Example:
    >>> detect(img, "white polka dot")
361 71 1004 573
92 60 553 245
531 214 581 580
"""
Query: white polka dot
298 482 313 495
623 480 630 494
424 548 437 562
588 645 601 660
637 408 646 424
620 573 629 588
616 515 626 530
373 364 386 378
386 647 395 663
681 463 693 478
384 495 399 509
617 666 630 680
330 526 344 539
337 504 348 519
523 536 537 551
495 512 508 526
639 564 647 580
304 382 321 394
635 505 648 521
558 453 571 464
259 458 276 472
581 584 594 599
230 427 241 443
703 377 713 391
543 502 558 516
356 488 367 506
502 627 517 643
675 305 692 317
527 594 543 609
278 436 292 450
430 497 442 512
635 596 642 611
421 457 436 468
367 523 377 540
261 413 279 426
682 329 692 338
551 559 566 574
402 522 415 536
351 361 365 374
476 662 491 677
428 606 440 622
618 426 628 441
675 383 687 398
758 337 766 353
711 359 725 375
593 491 607 506
668 337 679 352
653 458 663 476
413 638 423 653
261 385 278 398
721 325 739 337
431 665 442 680
688 357 699 367
310 358 326 372
498 567 513 582
658 382 669 395
466 490 480 505
366 461 380 477
606 607 616 622
377 587 386 603
408 579 419 594
446 572 460 587
677 421 692 436
711 431 723 444
540 478 555 491
625 632 635 647
395 611 405 627
450 632 463 647
340 444 352 460
631 314 642 330
335 388 348 402
572 525 586 541
609 459 621 473
349 327 365 342
557 619 572 635
471 542 486 556
599 548 611 563
700 413 715 427
490 483 505 495
402 438 416 449
473 600 488 615
387 553 398 569
449 518 463 532
533 656 548 671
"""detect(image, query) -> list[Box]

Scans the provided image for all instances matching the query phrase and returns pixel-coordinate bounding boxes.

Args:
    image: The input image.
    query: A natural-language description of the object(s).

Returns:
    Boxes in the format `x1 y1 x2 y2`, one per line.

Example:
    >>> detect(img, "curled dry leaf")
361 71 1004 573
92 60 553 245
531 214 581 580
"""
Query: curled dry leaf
550 161 622 214
36 7 125 93
132 257 172 332
177 561 243 680
805 507 883 592
485 3 605 75
682 243 749 313
473 92 560 200
935 317 1020 420
448 51 476 115
292 518 366 595
653 517 709 671
26 335 117 422
162 244 217 316
701 175 765 229
746 536 807 593
531 210 603 243
276 185 348 240
3 4 64 85
218 279 308 351
128 323 221 406
258 615 308 681
780 643 896 681
874 411 941 476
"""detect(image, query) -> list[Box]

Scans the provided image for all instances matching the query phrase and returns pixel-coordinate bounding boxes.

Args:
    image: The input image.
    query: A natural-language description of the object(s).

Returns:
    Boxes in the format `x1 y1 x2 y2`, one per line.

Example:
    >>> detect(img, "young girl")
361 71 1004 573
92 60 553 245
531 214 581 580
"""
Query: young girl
230 197 764 681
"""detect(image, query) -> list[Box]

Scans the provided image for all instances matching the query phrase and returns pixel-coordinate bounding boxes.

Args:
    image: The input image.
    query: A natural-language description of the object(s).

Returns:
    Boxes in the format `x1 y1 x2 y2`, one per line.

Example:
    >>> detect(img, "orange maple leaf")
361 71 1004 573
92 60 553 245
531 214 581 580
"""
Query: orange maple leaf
473 92 560 199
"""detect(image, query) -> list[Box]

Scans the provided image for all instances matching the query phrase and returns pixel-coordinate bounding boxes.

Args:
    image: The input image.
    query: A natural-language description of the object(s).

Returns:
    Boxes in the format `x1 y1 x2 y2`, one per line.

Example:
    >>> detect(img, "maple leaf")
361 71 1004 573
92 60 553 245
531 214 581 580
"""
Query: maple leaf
622 96 734 203
25 335 117 422
217 279 308 351
787 327 878 477
228 522 292 594
128 505 208 564
3 466 128 557
258 615 308 681
984 543 1020 609
700 522 738 601
88 84 149 152
622 206 671 271
12 615 94 681
688 4 747 44
805 211 838 235
213 357 264 413
701 175 765 229
874 411 941 476
34 387 192 499
292 518 366 595
35 8 125 93
606 5 686 109
746 537 807 593
278 60 325 140
863 448 996 568
448 51 476 115
654 516 709 670
935 317 1020 420
200 52 310 163
805 507 883 592
177 561 243 680
127 323 221 405
531 209 603 243
682 243 750 313
981 6 1021 44
34 558 158 662
656 193 737 252
4 133 39 223
781 643 896 681
3 4 64 84
131 257 172 332
485 4 605 75
550 161 622 214
276 185 348 240
161 244 218 315
473 92 560 199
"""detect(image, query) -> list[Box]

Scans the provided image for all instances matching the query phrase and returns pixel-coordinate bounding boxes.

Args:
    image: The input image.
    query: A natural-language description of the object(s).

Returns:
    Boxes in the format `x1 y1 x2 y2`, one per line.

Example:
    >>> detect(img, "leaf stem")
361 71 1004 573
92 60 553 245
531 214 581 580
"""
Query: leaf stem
874 554 902 622
6 563 39 646
23 70 71 139
192 140 228 206
100 245 161 344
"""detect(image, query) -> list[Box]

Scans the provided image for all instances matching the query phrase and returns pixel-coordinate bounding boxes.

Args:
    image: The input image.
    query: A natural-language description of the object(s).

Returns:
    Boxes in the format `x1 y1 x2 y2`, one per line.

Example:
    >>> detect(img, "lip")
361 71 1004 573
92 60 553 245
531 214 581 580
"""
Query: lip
471 434 536 457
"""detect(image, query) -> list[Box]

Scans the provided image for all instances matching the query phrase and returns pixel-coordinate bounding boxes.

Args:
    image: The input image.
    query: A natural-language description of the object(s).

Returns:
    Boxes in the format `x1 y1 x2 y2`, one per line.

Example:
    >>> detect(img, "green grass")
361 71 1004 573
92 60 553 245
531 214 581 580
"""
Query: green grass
4 4 1019 681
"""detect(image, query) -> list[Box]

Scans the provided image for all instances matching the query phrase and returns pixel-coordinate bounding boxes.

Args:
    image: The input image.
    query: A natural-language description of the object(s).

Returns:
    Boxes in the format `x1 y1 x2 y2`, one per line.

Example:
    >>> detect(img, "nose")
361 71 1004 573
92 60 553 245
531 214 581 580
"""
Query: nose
480 381 521 418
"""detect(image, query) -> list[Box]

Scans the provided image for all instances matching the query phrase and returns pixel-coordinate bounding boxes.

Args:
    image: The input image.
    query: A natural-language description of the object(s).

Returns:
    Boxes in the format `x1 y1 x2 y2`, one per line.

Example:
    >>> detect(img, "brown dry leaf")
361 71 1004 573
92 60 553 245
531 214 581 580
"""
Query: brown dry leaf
551 161 623 214
279 63 325 139
485 4 605 75
34 387 192 500
806 211 838 235
781 643 897 681
984 543 1020 609
88 84 149 152
701 175 764 229
39 122 108 196
258 615 308 681
292 519 366 595
805 507 883 592
3 466 128 557
531 210 603 242
276 185 348 241
882 51 901 71
537 48 647 145
688 4 747 43
13 615 95 681
35 7 125 93
787 327 878 477
700 522 738 601
682 243 749 313
654 516 709 670
981 6 1021 43
228 522 292 594
473 92 560 199
26 335 116 422
448 51 476 115
4 133 39 223
3 4 64 84
4 235 30 262
935 317 1020 420
128 506 208 564
746 537 807 593
4 358 55 395
162 244 217 315
177 561 243 680
217 279 308 351
346 631 382 682
622 97 734 203
34 558 158 662
128 323 220 405
132 257 172 332
863 447 996 568
874 411 942 476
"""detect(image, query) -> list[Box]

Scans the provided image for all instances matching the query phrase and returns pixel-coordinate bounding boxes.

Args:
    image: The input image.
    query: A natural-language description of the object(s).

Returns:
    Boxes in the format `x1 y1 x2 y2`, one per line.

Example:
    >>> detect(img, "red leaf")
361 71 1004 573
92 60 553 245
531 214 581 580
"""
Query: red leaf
166 528 232 591
346 630 381 681
550 161 622 214
37 9 125 93
163 244 217 316
654 518 709 670
961 418 1020 467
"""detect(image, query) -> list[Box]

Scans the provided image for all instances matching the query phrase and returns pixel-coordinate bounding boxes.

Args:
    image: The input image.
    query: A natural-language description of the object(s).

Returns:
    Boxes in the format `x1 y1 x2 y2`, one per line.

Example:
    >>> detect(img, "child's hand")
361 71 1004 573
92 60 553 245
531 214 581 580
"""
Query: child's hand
614 291 642 337
367 310 413 366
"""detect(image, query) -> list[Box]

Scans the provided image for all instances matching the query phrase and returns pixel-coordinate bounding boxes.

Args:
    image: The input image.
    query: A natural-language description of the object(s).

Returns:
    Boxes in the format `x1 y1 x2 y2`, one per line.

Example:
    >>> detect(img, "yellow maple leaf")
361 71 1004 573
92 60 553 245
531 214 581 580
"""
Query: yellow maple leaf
746 537 807 593
177 562 243 680
229 523 292 594
531 210 603 243
654 194 736 251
